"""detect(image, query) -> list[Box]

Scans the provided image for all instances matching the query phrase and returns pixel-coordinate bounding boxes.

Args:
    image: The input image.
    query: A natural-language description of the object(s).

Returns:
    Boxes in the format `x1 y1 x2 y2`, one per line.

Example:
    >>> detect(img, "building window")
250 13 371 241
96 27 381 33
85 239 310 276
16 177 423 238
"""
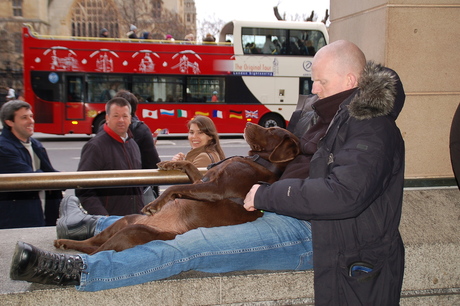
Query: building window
12 0 23 17
71 0 119 37
153 0 162 19
13 32 22 53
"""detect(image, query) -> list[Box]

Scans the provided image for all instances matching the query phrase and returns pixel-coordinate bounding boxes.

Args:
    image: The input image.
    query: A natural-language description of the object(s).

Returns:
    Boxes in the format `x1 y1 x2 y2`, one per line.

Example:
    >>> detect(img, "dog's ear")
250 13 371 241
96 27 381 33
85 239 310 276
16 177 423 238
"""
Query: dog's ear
268 134 301 163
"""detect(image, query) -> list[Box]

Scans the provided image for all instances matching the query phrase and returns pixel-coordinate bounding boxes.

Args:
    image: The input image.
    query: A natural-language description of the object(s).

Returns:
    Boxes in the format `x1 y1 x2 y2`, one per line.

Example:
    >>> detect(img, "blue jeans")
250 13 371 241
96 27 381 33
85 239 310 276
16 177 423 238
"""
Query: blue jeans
78 212 313 292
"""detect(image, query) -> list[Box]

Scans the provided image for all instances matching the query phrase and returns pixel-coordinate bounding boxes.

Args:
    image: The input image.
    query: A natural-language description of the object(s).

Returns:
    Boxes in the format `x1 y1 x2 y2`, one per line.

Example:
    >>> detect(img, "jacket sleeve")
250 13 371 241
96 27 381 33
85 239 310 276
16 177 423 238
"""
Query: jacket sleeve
0 145 35 174
136 124 161 169
255 117 401 220
75 142 109 215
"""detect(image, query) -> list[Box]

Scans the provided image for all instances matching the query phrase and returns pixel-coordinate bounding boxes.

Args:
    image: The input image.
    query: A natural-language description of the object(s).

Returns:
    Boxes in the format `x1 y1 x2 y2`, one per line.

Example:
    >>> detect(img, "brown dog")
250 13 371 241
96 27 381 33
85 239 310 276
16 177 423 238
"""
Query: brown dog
54 122 300 254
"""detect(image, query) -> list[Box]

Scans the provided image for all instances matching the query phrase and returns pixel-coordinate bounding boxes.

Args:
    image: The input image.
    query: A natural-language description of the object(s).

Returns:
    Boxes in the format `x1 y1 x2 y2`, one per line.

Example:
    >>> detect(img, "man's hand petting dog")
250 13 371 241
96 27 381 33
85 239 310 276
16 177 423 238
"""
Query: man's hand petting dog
243 184 261 211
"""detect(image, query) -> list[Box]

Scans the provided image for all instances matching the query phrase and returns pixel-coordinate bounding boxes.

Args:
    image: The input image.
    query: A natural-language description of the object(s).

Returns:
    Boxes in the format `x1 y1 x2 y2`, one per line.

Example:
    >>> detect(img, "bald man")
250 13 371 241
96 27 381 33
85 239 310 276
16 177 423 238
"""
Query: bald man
12 40 406 305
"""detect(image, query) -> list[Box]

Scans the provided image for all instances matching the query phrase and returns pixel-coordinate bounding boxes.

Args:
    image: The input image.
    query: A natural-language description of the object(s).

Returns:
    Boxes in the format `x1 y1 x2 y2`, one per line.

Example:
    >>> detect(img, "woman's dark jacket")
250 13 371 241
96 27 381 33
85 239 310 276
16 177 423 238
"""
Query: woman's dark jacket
0 128 62 228
130 116 161 169
255 62 406 305
76 124 144 216
130 116 162 197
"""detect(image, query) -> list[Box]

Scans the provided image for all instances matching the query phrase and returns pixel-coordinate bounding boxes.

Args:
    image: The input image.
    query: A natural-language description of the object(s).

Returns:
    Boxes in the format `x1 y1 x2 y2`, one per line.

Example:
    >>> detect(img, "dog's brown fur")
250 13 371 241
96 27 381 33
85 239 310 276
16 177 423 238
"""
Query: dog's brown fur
54 123 300 254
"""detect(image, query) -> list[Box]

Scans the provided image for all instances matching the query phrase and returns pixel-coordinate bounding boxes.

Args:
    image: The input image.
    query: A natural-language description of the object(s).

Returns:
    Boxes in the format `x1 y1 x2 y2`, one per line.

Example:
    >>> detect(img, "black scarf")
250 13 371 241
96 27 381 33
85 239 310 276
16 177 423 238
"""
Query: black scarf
280 88 355 179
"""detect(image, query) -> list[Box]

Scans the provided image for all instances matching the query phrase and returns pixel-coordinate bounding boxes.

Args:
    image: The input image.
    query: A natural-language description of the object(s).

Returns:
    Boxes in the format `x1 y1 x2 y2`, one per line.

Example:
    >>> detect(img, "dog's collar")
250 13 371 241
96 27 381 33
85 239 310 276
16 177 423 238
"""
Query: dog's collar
246 155 283 177
206 155 239 170
207 155 282 177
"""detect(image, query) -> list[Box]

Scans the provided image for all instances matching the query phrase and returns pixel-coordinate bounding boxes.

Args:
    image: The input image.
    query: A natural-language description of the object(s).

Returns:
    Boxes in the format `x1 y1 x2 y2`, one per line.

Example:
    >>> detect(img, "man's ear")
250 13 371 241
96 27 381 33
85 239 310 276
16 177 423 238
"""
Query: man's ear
4 119 14 128
347 73 358 88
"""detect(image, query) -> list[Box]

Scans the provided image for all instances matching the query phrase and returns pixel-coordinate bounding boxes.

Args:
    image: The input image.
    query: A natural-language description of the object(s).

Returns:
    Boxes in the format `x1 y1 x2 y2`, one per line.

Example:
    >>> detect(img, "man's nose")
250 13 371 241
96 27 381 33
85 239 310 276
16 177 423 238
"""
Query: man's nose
311 83 319 95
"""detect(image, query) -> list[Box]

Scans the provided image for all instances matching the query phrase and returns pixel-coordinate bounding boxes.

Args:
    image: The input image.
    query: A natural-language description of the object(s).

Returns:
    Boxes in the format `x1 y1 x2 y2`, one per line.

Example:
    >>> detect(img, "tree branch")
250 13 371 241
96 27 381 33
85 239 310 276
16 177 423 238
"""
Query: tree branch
273 6 284 21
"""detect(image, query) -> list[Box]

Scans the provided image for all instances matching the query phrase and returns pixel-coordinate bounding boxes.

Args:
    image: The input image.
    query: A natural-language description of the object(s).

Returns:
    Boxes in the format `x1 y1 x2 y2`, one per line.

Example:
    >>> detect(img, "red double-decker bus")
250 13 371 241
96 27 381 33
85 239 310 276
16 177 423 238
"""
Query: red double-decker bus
22 20 328 135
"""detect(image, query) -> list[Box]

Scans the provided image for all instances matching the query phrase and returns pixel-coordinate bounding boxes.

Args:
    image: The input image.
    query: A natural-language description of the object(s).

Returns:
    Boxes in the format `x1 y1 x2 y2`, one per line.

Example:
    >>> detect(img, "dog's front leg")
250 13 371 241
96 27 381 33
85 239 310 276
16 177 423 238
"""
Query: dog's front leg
157 161 204 183
142 186 181 215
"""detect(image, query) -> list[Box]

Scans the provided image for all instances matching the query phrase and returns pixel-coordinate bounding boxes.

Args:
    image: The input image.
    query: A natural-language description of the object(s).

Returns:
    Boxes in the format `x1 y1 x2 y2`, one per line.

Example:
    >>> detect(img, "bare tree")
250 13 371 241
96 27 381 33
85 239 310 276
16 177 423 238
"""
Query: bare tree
273 6 284 21
306 11 315 22
116 0 189 40
321 10 330 24
154 10 188 40
118 0 153 34
0 25 23 89
273 5 329 24
197 15 226 42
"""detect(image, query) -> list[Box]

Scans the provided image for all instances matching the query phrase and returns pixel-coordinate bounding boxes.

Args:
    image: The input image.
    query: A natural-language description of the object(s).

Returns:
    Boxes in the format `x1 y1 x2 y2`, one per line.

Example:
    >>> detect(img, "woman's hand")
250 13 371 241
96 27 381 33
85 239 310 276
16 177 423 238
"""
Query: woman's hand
172 152 185 161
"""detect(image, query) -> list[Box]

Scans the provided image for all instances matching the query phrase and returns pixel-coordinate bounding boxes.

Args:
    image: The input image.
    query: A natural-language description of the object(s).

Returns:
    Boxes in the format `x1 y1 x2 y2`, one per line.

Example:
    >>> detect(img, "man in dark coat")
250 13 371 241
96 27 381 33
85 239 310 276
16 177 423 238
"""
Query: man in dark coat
245 41 406 304
114 90 161 201
0 100 62 228
114 90 161 170
75 97 144 216
10 40 405 305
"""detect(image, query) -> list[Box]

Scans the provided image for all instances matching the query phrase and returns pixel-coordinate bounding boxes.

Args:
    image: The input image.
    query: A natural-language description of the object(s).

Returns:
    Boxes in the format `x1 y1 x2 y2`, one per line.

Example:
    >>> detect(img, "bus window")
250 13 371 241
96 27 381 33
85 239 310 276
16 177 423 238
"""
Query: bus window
299 77 313 95
30 71 64 124
31 71 63 102
67 76 83 102
86 75 128 103
289 29 326 56
306 30 327 52
288 30 303 55
241 27 326 56
224 34 233 44
66 75 85 120
132 76 156 102
132 76 184 103
186 77 225 102
242 27 286 55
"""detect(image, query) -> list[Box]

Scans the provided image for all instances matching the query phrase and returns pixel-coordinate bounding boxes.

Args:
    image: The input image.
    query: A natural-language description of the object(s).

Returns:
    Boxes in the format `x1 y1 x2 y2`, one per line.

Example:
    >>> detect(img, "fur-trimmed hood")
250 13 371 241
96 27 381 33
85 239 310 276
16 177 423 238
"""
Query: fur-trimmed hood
349 61 405 120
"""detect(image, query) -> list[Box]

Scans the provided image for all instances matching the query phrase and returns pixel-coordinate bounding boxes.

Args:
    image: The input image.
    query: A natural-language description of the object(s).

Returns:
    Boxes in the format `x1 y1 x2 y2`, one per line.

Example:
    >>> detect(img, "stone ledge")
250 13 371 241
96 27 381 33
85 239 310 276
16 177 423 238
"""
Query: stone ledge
1 188 459 305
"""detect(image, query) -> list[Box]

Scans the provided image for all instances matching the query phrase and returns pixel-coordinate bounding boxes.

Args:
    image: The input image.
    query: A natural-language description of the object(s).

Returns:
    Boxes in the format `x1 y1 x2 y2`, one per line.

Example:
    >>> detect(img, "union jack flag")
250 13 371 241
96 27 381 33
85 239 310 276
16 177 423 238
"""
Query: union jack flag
245 110 259 119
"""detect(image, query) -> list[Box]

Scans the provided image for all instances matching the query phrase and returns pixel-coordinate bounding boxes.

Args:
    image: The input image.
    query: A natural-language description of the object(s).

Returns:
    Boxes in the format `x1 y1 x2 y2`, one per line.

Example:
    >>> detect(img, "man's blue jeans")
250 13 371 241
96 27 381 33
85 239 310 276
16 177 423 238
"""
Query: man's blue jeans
77 212 314 292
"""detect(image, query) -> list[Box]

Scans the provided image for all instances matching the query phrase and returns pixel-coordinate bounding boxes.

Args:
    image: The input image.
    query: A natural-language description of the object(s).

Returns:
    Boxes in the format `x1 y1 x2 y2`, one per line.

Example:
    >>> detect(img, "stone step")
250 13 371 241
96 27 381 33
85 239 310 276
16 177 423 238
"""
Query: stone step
1 188 459 305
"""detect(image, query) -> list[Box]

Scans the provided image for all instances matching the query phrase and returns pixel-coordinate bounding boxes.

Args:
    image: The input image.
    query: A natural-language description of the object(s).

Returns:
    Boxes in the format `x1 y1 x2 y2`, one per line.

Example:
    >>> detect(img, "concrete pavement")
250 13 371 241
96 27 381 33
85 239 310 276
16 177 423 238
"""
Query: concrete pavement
1 188 459 305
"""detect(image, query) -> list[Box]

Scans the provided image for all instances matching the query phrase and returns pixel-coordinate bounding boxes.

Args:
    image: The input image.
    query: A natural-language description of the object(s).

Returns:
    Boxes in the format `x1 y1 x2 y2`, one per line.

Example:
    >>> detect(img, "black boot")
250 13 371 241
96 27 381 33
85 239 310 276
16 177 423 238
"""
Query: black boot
10 241 83 286
56 195 100 240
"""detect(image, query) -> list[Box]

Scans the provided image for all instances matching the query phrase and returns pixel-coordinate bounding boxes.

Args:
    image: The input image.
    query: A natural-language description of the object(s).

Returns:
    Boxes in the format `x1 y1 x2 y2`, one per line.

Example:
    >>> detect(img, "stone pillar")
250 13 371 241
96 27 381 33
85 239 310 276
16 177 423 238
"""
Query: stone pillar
329 1 460 180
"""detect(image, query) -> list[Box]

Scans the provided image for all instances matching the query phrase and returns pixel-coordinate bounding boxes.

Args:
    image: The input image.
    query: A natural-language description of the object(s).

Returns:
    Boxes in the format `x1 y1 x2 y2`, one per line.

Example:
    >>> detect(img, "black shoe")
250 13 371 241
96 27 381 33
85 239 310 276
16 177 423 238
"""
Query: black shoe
10 241 83 286
56 195 100 240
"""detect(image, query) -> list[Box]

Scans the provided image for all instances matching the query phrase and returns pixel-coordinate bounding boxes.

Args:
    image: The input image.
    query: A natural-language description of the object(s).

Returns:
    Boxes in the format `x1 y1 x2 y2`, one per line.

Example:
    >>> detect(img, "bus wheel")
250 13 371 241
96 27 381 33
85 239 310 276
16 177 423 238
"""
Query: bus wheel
92 115 106 134
258 113 285 129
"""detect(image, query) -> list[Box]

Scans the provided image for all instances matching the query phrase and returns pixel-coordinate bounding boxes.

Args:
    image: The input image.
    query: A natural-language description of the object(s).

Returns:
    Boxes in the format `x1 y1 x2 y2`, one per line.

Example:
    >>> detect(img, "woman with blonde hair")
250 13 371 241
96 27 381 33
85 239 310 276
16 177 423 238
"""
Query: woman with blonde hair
172 116 225 167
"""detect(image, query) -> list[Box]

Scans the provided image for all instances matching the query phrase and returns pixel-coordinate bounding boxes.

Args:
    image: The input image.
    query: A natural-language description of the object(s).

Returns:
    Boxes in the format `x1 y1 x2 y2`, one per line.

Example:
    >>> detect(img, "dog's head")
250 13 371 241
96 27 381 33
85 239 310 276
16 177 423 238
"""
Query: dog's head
244 122 300 164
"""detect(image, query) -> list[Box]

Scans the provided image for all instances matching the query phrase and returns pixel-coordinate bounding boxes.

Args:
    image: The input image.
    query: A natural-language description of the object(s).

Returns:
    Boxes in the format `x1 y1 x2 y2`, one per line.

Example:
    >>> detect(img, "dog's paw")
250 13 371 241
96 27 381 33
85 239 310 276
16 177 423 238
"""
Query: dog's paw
142 202 160 215
157 161 178 170
53 239 68 250
157 161 190 171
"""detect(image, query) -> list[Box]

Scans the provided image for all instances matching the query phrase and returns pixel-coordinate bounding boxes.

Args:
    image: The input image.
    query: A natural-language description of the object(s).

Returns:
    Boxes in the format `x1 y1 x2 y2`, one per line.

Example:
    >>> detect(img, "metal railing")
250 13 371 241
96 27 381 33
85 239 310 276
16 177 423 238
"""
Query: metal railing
0 169 207 192
24 23 232 46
